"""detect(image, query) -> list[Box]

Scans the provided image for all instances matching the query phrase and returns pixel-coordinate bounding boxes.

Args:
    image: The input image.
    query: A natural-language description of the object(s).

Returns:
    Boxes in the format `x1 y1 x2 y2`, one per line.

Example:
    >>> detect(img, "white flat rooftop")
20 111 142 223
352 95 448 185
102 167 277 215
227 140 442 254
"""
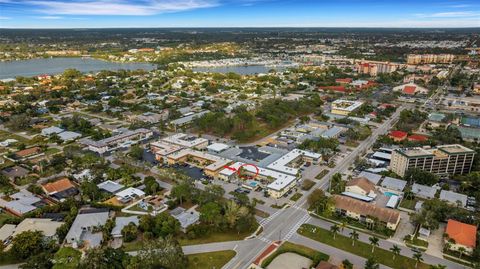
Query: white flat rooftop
161 133 208 148
267 149 321 176
150 140 182 156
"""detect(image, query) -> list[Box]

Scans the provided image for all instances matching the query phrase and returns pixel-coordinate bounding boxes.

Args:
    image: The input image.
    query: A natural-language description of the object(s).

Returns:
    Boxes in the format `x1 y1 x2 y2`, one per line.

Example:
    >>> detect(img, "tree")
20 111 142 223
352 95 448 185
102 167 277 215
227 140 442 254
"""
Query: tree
122 222 138 243
129 145 144 161
307 189 334 215
390 244 401 260
369 236 379 253
199 202 222 227
349 230 359 247
404 168 438 186
144 176 160 195
10 231 45 259
458 246 466 259
342 259 353 269
19 252 54 269
330 224 340 240
224 200 249 229
80 181 101 201
79 247 127 269
170 179 193 205
128 236 187 269
6 114 31 131
412 249 423 268
365 257 380 269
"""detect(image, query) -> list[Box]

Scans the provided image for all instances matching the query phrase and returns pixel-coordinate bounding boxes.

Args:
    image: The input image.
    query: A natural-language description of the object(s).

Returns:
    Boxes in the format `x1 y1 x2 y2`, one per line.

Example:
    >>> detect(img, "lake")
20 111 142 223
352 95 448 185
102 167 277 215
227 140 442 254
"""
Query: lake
192 65 285 75
0 57 156 79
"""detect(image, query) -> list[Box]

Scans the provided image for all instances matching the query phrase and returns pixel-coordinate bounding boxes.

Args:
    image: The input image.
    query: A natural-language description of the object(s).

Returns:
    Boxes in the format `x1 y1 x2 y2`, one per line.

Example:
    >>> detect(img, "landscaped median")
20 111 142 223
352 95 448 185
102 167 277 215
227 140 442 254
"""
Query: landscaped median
298 224 430 269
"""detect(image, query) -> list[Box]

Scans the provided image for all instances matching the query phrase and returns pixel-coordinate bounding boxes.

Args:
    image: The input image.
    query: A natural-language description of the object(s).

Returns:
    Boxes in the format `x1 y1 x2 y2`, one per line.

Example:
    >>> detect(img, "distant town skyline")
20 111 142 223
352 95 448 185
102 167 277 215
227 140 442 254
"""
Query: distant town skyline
1 0 479 28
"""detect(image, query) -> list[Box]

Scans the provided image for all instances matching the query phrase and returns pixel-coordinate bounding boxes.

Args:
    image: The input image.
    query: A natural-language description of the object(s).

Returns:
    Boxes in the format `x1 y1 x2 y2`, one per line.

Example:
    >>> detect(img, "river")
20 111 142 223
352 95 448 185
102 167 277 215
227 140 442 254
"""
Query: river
0 57 156 79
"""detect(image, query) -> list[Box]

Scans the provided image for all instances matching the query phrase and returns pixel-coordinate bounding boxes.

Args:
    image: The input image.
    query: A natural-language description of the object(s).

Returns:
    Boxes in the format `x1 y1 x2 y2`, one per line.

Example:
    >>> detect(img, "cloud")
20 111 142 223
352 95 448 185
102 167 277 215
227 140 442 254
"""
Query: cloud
448 4 472 8
0 16 10 20
25 0 219 16
415 11 480 18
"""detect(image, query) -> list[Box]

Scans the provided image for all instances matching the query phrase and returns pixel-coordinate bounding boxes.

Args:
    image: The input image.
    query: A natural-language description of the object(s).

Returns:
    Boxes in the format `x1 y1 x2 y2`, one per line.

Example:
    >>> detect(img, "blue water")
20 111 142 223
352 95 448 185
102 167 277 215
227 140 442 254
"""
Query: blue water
384 191 397 197
0 57 156 79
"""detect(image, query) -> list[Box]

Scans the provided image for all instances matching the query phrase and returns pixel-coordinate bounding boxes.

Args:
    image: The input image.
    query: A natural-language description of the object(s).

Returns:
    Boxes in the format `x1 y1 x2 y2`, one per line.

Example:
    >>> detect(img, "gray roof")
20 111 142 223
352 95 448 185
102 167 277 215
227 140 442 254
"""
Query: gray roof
65 210 109 244
0 190 41 215
439 190 467 207
172 210 199 229
321 126 344 138
2 166 29 179
170 111 208 126
41 126 64 136
358 171 382 185
381 177 407 191
58 131 82 141
97 180 124 193
411 183 437 199
111 216 139 236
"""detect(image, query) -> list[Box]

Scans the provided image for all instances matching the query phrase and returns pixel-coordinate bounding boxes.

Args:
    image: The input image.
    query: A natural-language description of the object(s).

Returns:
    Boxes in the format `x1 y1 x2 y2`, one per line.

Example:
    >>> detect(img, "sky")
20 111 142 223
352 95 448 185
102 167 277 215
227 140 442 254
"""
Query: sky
0 0 479 28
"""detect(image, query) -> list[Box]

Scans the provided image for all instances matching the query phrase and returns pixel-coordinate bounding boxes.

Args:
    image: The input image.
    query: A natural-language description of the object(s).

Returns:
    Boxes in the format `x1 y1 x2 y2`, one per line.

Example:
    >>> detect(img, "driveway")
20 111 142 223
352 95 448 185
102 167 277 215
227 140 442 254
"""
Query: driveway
426 223 445 258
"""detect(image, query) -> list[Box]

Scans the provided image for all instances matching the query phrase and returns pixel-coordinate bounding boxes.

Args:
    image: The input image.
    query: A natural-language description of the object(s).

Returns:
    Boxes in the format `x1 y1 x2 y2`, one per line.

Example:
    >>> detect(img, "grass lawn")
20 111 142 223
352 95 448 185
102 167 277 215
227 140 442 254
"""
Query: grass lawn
290 193 303 201
315 170 329 180
179 226 257 246
53 247 82 269
298 224 430 269
261 241 329 268
187 250 236 269
405 236 428 249
399 198 417 210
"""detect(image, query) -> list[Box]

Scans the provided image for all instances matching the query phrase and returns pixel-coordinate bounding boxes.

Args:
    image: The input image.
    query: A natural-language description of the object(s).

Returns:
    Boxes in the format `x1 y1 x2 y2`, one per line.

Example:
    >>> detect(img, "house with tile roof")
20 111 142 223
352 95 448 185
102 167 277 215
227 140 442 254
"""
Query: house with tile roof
445 219 477 254
389 130 408 142
42 178 78 200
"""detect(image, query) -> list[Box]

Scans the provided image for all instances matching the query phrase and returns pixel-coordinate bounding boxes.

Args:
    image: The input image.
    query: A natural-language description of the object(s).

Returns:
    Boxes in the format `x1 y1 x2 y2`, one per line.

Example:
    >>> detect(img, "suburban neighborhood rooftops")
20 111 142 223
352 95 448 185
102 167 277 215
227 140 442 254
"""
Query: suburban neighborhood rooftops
445 219 477 248
97 180 124 193
42 178 76 195
12 218 64 238
1 166 29 178
411 183 437 199
439 190 468 207
347 177 376 194
111 216 139 237
381 177 407 191
358 171 382 185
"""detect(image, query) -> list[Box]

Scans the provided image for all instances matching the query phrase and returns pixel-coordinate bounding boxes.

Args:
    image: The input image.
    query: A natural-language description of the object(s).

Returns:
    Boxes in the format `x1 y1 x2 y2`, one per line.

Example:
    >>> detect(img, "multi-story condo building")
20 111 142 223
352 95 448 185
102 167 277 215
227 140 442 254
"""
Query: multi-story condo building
407 54 455 65
356 60 400 76
390 144 475 177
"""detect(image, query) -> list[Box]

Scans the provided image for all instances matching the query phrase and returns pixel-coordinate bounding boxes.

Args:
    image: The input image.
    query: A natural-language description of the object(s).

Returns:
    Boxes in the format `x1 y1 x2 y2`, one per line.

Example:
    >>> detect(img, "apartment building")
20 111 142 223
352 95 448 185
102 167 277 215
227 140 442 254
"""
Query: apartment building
390 144 475 177
80 128 153 154
407 54 455 65
356 60 400 76
330 99 363 116
167 149 231 177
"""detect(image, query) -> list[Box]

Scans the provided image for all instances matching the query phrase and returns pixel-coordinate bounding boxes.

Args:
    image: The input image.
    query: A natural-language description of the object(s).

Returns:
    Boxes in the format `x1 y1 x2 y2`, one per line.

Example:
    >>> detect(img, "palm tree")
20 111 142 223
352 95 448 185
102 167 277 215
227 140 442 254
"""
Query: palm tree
365 257 380 269
342 259 353 269
349 230 359 246
458 247 466 259
330 224 340 239
369 236 380 253
390 244 401 260
340 221 347 232
412 249 423 268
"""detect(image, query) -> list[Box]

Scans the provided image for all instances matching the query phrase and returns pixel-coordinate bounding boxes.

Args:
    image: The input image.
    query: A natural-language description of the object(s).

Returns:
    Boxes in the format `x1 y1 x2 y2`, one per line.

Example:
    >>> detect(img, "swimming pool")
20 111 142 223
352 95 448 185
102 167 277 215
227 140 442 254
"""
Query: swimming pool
384 191 398 197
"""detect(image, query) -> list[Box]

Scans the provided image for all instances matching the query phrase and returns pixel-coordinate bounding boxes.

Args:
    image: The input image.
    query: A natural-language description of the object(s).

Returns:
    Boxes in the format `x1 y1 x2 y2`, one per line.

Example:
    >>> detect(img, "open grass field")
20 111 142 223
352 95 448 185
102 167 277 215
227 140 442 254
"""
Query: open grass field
187 250 236 269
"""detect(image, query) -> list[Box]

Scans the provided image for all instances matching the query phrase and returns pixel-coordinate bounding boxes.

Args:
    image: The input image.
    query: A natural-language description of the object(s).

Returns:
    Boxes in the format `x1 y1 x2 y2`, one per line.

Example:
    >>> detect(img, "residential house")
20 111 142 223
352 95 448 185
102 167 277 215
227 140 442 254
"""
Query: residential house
65 208 110 249
445 219 477 254
42 178 78 200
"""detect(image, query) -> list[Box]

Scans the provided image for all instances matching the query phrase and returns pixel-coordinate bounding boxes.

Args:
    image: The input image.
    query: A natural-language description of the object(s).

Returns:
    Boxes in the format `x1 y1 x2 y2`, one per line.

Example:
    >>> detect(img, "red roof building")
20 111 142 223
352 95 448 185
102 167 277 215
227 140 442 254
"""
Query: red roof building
408 134 429 142
403 85 417 95
445 219 477 251
335 78 353 84
389 130 408 142
319 86 347 93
